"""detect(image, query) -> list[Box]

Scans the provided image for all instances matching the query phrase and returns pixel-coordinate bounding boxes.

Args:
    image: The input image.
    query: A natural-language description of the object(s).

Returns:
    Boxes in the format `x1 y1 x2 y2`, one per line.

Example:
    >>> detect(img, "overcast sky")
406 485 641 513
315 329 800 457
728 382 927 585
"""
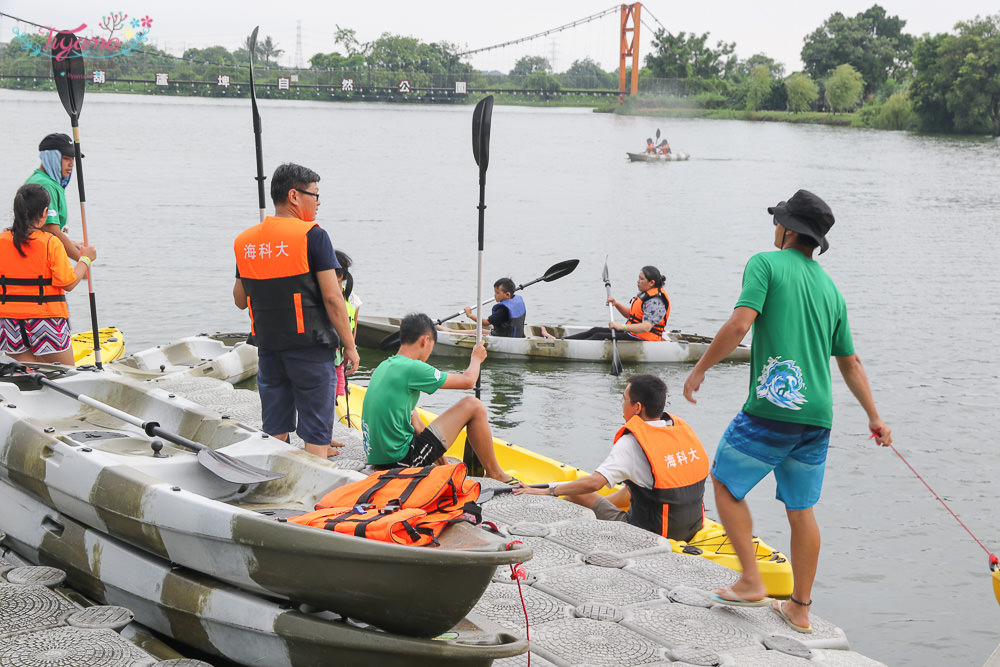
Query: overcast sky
2 1 996 74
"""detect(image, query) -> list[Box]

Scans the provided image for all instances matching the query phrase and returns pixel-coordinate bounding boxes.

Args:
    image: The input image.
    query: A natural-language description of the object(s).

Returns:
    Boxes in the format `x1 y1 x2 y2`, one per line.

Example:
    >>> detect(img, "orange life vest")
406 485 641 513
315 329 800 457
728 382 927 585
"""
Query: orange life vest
613 413 709 541
627 287 670 341
234 217 339 351
0 230 73 319
293 463 482 546
316 463 480 513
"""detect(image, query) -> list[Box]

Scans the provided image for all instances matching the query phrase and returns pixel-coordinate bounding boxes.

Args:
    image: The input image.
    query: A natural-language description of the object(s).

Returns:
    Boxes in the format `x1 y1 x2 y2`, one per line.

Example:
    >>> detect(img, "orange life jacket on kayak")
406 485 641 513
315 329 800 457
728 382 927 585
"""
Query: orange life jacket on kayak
0 230 72 319
294 463 482 546
626 287 670 341
288 505 473 547
234 217 339 351
316 463 480 512
613 413 709 541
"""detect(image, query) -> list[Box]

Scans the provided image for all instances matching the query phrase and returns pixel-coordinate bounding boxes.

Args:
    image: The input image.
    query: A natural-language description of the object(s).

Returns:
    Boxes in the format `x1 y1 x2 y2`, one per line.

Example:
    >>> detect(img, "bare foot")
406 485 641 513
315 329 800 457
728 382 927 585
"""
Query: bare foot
304 444 339 459
771 599 812 632
713 578 767 605
330 438 347 449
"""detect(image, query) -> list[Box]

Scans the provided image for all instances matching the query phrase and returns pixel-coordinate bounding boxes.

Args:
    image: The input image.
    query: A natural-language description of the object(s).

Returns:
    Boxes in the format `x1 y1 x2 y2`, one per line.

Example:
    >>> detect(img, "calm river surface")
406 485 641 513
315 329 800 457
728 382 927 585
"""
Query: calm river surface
2 89 999 665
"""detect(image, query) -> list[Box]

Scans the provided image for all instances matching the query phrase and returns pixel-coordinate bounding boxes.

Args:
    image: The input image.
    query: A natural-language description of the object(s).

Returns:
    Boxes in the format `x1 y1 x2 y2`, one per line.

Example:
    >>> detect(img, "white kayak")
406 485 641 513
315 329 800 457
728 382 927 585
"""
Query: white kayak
0 364 529 637
626 151 690 162
108 333 258 384
356 316 750 364
0 478 528 666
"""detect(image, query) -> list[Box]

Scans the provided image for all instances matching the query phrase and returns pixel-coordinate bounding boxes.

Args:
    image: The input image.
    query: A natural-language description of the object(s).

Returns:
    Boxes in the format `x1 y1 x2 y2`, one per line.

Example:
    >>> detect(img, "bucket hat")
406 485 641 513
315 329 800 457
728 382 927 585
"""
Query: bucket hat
767 189 834 254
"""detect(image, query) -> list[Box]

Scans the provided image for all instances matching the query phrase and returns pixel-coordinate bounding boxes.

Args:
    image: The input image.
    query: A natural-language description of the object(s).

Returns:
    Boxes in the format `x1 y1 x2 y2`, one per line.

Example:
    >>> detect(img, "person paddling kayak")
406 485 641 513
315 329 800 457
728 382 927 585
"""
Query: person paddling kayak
566 265 671 341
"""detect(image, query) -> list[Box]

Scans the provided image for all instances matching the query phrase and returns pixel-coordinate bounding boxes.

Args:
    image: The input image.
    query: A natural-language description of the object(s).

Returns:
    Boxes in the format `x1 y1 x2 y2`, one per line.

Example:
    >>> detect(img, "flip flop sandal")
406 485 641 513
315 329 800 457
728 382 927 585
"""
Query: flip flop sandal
710 588 770 607
770 599 813 633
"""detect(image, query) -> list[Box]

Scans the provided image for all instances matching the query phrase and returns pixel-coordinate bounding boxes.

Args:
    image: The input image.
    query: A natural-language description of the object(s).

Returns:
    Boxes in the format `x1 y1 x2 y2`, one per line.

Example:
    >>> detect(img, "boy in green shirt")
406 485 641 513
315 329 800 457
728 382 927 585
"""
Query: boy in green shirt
362 312 517 483
683 189 891 633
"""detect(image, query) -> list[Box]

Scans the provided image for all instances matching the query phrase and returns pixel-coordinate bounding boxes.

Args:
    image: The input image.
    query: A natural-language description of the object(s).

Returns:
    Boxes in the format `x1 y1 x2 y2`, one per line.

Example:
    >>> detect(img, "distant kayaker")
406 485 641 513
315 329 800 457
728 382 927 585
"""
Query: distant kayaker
682 189 892 633
462 277 526 337
24 133 83 260
645 137 656 155
233 163 359 460
362 312 519 484
0 183 96 365
656 138 672 155
514 373 709 542
568 265 670 341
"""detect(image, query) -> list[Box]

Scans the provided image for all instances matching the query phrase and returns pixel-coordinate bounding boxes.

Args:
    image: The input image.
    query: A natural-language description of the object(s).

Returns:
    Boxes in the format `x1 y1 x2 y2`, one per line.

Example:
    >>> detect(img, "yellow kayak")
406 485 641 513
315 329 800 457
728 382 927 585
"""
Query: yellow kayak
336 383 793 597
993 567 1000 606
71 327 126 367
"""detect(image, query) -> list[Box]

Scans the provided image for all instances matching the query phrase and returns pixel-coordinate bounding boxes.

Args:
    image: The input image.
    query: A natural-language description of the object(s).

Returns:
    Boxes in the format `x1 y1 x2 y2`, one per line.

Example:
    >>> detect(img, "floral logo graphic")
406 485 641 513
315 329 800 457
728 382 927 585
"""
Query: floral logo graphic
755 356 808 410
11 10 154 60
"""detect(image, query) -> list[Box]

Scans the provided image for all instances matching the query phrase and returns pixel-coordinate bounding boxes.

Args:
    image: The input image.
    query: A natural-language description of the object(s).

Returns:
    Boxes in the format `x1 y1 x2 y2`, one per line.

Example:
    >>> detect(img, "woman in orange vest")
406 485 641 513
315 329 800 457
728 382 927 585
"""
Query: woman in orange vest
607 265 671 341
0 184 96 365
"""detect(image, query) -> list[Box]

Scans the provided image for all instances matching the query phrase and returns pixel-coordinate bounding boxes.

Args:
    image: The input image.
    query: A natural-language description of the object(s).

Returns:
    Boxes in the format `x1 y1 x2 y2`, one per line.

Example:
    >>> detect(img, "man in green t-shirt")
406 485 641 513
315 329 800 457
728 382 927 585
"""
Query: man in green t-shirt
682 189 892 634
24 133 82 260
362 312 517 483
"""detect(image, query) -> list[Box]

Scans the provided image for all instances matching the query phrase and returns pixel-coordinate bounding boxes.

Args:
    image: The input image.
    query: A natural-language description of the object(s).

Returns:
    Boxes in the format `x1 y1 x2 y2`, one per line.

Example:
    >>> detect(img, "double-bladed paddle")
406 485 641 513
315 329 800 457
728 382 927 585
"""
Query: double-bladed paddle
602 257 624 376
248 27 266 222
465 95 495 476
31 374 283 485
52 33 102 368
377 258 579 351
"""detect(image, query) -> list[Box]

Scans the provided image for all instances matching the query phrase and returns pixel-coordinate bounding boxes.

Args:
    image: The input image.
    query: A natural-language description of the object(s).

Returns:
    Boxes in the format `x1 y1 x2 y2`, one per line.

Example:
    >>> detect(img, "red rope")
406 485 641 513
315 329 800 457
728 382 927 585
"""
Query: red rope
506 540 530 666
889 443 998 569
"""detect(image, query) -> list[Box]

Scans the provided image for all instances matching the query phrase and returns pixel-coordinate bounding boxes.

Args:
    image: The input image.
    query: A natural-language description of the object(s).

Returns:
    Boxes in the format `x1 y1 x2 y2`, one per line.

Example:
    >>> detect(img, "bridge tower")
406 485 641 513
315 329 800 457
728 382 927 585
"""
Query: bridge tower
618 3 641 95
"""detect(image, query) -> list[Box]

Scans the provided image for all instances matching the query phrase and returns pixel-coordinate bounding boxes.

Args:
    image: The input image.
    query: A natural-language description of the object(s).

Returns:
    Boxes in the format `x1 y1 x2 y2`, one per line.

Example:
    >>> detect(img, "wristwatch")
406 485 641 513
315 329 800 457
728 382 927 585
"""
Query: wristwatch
549 485 557 496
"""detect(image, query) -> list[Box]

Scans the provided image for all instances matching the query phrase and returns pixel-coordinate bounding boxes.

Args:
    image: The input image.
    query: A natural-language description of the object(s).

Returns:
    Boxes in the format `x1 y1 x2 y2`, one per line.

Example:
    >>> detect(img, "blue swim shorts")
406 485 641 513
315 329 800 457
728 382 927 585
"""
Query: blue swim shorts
711 410 830 511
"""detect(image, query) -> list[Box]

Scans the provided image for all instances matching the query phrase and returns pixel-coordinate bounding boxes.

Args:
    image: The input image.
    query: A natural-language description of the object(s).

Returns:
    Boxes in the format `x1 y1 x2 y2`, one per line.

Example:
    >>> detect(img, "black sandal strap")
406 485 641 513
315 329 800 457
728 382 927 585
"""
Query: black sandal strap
789 595 812 606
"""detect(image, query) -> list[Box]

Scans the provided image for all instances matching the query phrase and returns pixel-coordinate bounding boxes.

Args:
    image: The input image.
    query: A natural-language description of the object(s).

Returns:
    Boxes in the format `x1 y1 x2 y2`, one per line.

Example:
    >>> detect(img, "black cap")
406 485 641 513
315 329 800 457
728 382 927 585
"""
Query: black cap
767 189 835 254
39 133 76 158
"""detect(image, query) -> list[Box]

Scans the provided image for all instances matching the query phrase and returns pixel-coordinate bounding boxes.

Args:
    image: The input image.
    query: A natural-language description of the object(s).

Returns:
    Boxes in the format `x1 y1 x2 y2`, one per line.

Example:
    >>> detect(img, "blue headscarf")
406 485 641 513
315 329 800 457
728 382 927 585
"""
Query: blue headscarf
40 150 71 188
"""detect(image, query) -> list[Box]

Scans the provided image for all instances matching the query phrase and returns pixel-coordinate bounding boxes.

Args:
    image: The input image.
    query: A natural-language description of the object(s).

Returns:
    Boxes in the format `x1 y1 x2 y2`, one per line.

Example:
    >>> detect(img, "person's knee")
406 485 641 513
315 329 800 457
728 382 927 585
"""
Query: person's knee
457 396 486 417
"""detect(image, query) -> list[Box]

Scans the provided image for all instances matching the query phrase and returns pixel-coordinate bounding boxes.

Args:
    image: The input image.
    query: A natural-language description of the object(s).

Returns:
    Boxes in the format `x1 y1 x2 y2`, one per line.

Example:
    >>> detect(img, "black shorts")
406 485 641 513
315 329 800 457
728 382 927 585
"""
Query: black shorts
373 422 448 470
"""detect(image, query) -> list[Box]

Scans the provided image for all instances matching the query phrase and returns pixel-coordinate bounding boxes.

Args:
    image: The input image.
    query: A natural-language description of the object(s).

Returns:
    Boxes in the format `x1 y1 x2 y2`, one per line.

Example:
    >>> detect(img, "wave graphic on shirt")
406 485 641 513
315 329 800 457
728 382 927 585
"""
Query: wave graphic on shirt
755 356 807 410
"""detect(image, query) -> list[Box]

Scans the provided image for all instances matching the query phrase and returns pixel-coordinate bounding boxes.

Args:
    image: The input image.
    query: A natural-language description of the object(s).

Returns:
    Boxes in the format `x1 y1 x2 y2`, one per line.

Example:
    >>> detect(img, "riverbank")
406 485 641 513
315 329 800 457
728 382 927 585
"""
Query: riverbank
613 105 855 126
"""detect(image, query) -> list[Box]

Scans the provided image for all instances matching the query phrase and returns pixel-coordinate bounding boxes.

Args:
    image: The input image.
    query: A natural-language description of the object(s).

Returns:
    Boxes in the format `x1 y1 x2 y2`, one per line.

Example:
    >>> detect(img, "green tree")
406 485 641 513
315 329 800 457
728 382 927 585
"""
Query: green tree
562 57 613 88
785 72 819 112
510 56 551 78
801 5 913 96
732 53 785 79
645 29 736 79
825 64 865 112
745 65 773 110
524 69 561 96
910 16 1000 135
182 46 236 66
258 36 284 66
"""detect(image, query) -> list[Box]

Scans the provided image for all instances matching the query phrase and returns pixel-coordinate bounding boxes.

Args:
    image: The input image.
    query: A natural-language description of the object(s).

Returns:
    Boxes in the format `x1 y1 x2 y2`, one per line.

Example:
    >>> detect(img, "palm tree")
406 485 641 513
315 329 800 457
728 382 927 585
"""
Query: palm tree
259 36 284 66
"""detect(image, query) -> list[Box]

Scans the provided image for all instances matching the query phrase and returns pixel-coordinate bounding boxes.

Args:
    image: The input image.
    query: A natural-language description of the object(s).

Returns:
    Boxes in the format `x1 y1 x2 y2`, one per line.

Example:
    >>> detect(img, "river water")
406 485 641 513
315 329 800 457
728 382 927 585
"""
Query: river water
2 89 999 665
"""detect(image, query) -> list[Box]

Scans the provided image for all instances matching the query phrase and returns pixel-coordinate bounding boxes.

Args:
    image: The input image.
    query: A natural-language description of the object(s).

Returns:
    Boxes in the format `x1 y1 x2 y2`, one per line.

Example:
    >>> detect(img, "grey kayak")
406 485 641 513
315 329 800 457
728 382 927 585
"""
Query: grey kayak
357 315 750 363
0 478 528 667
109 333 258 384
0 367 530 637
626 151 691 162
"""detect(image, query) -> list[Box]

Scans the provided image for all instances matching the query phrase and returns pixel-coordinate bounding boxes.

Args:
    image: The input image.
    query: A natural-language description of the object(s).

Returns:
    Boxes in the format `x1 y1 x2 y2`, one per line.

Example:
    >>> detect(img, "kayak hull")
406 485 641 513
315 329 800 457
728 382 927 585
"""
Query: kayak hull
357 316 749 363
0 478 528 667
109 334 258 384
0 369 529 637
627 151 690 162
72 327 126 367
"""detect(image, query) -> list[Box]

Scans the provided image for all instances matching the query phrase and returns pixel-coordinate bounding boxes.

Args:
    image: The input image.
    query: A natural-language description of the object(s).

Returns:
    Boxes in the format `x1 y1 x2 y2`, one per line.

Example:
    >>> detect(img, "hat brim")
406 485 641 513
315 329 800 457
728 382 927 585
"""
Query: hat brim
768 203 829 254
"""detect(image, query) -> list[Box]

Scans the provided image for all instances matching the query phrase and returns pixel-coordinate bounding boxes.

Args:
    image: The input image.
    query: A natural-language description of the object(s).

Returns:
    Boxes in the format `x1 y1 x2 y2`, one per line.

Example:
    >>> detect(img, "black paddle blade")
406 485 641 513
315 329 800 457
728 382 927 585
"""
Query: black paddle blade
656 128 660 141
379 331 401 351
543 259 579 282
248 27 261 128
601 257 611 286
611 342 624 376
51 32 86 120
472 95 494 172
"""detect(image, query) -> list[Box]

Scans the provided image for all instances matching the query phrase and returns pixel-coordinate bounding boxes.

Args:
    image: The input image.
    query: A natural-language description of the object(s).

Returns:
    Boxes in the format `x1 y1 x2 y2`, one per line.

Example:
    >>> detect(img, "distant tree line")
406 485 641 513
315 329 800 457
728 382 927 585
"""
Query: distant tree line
639 5 1000 136
1 8 997 134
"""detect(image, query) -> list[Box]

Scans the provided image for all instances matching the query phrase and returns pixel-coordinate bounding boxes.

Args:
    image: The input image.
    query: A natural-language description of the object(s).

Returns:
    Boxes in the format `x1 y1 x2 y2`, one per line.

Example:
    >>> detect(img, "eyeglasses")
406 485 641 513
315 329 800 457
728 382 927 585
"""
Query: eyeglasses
295 188 320 202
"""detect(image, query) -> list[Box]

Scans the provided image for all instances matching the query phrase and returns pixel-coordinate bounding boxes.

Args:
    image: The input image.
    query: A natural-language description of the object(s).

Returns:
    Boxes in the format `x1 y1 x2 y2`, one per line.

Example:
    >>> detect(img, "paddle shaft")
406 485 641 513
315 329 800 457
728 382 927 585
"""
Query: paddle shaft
70 122 102 368
436 262 577 325
602 261 624 376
